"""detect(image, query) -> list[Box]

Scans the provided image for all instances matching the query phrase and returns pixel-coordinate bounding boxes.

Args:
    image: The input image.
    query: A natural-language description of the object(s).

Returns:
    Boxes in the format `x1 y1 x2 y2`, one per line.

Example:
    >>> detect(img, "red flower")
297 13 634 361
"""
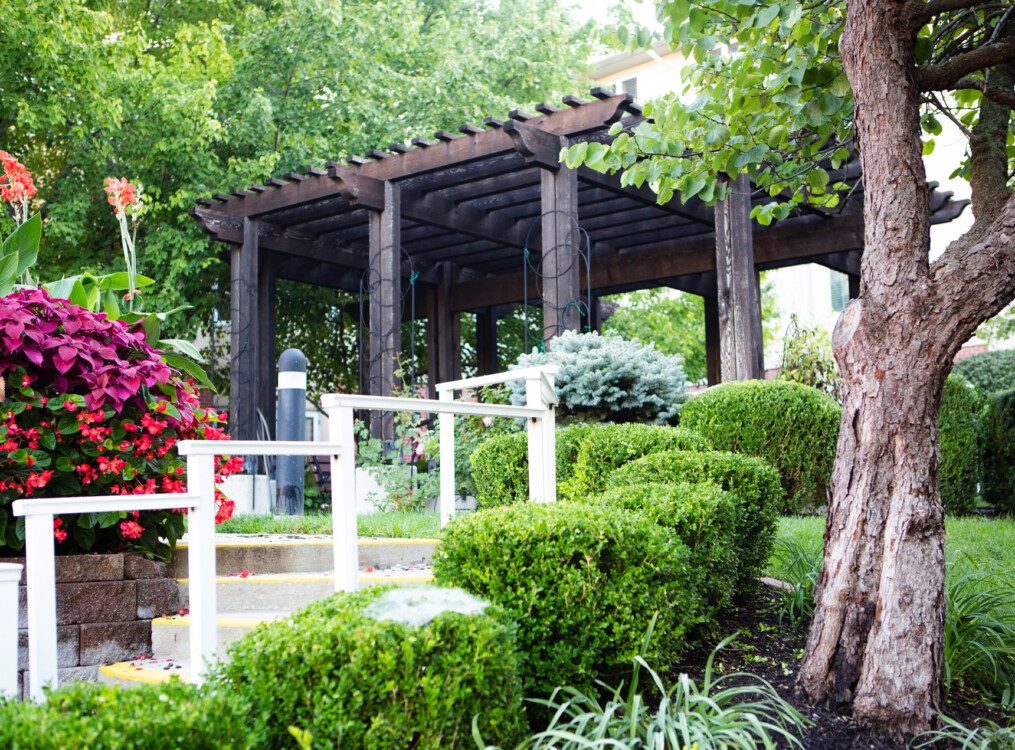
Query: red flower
119 520 144 539
103 177 139 216
0 151 37 208
53 517 66 543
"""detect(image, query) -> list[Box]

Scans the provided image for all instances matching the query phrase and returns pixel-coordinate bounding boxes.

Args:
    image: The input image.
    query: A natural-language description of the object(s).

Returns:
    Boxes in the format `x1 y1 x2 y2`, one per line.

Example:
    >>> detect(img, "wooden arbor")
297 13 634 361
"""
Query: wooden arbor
191 88 968 441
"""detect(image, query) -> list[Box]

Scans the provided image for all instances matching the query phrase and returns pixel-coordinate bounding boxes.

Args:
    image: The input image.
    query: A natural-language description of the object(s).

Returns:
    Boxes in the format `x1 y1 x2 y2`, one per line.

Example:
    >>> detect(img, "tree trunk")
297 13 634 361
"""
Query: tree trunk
797 1 1015 737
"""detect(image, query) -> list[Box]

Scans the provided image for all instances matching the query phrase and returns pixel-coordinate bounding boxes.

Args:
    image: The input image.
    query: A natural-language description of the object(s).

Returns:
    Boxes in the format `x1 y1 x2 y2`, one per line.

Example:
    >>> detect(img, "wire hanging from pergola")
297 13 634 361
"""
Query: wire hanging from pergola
356 247 419 396
521 210 592 354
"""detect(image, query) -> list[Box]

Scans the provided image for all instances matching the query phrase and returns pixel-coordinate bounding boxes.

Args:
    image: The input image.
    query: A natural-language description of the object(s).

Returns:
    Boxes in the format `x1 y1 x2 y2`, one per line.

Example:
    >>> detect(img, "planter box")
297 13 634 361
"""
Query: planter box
0 551 179 699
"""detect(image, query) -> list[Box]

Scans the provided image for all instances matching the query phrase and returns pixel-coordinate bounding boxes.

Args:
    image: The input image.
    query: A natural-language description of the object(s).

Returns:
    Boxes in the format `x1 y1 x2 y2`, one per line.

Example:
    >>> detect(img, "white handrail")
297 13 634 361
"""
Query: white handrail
322 394 543 420
0 563 22 698
435 364 560 393
178 440 346 456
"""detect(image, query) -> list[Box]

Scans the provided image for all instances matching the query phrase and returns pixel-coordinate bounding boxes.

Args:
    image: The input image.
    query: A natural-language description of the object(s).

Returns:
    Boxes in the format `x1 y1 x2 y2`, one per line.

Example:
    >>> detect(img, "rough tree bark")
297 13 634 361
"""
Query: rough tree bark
796 0 1015 737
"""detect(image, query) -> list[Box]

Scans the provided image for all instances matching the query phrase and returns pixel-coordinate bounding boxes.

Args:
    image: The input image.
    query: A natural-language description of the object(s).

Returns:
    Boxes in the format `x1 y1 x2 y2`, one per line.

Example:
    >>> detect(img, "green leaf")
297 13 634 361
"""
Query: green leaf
1 214 42 276
807 169 830 192
98 272 156 290
102 289 122 319
159 337 206 362
0 252 19 295
143 312 162 344
162 352 215 390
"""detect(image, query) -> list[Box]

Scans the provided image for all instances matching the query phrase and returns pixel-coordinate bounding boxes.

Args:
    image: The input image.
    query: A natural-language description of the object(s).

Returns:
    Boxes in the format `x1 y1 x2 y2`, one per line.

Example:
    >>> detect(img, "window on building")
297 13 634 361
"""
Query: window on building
616 76 638 100
829 270 849 312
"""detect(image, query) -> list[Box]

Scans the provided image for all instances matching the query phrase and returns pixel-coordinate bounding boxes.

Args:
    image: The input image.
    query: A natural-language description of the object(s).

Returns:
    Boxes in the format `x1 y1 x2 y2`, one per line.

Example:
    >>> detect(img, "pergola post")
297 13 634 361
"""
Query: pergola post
475 309 498 375
703 295 721 386
368 181 401 439
540 159 581 346
230 218 261 443
431 262 461 386
257 255 277 440
715 173 763 381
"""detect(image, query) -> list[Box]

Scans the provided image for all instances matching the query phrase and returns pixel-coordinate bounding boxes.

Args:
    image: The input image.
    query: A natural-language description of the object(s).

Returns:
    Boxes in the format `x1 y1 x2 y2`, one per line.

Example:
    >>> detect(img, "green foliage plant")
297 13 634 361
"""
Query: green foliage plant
953 350 1015 396
468 424 596 509
769 536 822 628
0 680 254 750
938 375 981 515
219 585 526 750
778 314 842 401
607 449 782 587
433 502 699 701
510 331 687 424
679 380 841 512
589 482 738 617
476 636 809 750
913 715 1015 750
560 423 710 501
980 388 1015 514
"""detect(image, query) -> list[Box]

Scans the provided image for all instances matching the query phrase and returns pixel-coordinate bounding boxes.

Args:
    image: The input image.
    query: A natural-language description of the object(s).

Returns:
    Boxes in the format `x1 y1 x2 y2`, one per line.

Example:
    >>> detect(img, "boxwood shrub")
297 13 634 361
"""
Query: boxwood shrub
607 450 781 587
0 680 253 750
938 374 980 515
433 502 699 700
560 424 710 501
218 585 525 749
589 481 739 616
981 388 1015 513
953 349 1015 396
469 424 595 508
678 380 840 512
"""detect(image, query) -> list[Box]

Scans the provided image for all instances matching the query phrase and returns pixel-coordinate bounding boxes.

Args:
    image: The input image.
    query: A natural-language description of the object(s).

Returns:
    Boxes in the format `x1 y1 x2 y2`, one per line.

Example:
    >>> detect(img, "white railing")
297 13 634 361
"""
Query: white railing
0 563 22 698
7 365 557 701
323 364 559 527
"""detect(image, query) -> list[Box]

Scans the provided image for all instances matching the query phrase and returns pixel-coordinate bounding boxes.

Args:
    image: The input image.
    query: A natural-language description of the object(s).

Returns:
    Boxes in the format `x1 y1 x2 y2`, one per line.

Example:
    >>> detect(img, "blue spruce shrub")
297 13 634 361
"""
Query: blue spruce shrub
509 330 687 423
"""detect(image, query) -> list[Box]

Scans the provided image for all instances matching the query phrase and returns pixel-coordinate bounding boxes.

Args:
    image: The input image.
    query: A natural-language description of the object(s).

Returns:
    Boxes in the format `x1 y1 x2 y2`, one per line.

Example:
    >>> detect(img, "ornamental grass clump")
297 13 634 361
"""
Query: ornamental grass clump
0 289 240 560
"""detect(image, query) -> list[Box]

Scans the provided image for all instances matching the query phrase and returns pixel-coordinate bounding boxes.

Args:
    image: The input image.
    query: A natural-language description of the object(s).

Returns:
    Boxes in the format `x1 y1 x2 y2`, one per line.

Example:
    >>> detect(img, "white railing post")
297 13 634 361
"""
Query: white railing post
0 563 23 698
186 454 217 684
328 404 358 593
540 370 557 504
438 390 456 527
525 375 546 503
24 513 57 701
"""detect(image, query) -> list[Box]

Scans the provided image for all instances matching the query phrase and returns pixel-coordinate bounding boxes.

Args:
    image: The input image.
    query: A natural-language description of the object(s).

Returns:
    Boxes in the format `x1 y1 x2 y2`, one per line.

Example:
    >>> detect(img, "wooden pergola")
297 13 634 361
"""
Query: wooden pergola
192 87 967 441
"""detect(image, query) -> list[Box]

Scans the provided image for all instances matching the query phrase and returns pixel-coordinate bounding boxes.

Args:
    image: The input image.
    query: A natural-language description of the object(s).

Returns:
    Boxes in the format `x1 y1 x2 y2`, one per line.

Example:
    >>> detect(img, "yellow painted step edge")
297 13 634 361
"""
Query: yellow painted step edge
99 662 189 685
175 537 439 550
153 615 267 629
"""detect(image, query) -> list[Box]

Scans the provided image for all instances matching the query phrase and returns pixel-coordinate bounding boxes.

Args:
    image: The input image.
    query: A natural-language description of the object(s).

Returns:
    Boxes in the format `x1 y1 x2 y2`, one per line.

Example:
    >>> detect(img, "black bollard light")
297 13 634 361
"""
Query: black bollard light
275 349 307 515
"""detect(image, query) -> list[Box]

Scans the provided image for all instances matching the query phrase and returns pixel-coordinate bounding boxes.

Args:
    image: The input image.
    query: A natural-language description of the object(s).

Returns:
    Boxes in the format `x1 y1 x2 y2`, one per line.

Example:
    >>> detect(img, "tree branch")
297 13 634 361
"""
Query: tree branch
912 0 991 25
951 75 1015 107
916 38 1015 90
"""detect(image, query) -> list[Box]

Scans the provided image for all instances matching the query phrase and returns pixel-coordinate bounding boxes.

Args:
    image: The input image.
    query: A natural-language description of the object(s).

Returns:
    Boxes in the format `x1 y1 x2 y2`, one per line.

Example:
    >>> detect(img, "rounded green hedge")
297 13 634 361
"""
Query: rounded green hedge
219 585 525 749
589 481 738 617
678 380 841 512
606 449 782 587
560 424 710 501
938 374 980 515
982 388 1015 513
469 425 595 509
0 680 252 750
953 349 1015 396
433 502 699 700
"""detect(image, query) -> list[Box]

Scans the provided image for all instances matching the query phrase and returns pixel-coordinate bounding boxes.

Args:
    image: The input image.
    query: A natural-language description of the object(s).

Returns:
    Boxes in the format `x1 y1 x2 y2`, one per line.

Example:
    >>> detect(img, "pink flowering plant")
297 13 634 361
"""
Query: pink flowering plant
0 288 240 561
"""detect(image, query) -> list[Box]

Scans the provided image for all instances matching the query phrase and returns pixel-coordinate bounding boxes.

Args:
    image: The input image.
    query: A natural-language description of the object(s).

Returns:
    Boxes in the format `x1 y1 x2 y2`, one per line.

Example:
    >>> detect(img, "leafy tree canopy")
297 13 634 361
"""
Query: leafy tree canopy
1 0 593 336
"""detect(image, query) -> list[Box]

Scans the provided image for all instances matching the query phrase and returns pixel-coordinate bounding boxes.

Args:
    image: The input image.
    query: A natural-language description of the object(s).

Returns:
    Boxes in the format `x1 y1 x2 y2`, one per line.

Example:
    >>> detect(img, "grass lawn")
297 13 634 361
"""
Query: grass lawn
216 510 440 538
768 514 1015 579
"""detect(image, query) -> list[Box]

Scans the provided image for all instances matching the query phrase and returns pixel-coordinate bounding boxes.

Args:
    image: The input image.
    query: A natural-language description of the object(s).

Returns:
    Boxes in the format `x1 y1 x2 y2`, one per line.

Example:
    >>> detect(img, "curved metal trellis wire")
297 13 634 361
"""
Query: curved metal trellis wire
521 210 593 354
356 247 419 396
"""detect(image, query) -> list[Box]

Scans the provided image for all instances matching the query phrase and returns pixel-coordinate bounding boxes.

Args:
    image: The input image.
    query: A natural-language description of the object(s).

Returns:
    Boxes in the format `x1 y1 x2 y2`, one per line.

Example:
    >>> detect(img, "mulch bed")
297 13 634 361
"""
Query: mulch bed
669 588 1010 749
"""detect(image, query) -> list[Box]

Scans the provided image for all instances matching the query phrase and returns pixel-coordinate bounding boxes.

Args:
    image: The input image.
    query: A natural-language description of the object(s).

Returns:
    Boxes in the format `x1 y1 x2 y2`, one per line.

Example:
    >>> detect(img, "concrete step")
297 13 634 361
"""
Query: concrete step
167 536 437 578
178 569 434 612
151 611 281 662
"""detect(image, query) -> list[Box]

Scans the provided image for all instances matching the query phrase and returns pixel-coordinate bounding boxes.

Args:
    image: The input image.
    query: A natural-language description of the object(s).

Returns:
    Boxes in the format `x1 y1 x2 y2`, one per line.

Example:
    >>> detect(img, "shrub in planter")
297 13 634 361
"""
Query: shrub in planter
469 424 595 508
0 680 253 750
508 330 687 423
560 423 710 501
0 289 239 560
607 450 781 588
952 349 1015 396
588 482 739 617
219 585 525 750
679 380 840 512
938 374 980 515
981 388 1015 513
433 502 699 700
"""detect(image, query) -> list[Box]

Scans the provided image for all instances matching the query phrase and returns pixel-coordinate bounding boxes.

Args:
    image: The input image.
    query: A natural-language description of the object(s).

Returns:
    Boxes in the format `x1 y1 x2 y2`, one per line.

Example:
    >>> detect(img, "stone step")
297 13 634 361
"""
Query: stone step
167 536 437 578
177 569 434 612
150 612 281 662
98 657 189 687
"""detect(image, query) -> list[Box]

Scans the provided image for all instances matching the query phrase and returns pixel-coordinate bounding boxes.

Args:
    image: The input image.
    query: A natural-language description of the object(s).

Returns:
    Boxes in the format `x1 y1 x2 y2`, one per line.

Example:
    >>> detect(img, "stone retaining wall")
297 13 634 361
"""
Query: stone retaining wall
0 552 179 698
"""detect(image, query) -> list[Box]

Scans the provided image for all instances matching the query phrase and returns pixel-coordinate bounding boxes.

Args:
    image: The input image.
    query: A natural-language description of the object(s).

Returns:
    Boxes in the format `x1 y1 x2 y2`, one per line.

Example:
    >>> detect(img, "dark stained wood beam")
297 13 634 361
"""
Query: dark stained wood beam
368 182 401 438
230 219 261 442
